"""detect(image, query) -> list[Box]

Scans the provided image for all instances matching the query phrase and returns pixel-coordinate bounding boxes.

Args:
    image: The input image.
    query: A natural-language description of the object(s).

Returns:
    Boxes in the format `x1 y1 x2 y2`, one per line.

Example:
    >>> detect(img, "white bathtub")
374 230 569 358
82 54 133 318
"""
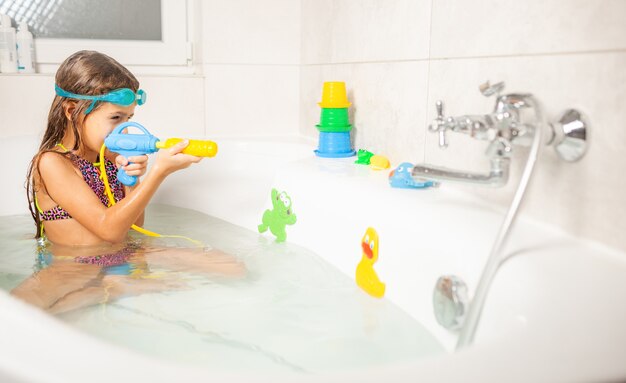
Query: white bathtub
1 134 625 382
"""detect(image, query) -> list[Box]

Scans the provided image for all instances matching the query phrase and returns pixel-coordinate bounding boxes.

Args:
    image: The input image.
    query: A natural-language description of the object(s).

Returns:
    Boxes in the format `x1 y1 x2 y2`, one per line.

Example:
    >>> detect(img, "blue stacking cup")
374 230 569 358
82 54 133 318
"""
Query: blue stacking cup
314 131 356 158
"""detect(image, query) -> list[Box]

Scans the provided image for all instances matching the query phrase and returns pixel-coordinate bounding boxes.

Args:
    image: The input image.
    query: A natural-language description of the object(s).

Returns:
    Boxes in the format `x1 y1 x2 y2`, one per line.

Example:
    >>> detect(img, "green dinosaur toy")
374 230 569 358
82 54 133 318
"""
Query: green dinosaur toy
258 188 297 242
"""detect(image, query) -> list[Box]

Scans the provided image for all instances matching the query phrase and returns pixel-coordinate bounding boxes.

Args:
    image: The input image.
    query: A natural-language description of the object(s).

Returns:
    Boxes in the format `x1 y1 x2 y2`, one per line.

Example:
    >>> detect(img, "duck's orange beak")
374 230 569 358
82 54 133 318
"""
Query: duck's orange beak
362 242 373 259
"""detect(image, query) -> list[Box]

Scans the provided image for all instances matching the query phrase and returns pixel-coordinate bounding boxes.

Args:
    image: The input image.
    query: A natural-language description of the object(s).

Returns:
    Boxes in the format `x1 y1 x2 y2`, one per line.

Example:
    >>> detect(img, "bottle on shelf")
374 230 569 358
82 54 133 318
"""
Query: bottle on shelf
16 21 35 73
0 14 18 73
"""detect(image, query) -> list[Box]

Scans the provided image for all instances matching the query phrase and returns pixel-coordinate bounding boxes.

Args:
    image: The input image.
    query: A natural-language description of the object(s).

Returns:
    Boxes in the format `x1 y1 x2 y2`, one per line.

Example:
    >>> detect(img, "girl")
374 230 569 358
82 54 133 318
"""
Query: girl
12 50 244 314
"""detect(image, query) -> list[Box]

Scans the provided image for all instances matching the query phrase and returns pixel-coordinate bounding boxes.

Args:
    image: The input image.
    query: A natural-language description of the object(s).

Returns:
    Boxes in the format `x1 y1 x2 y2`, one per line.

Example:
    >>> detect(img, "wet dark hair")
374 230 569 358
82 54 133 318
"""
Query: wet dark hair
26 50 140 238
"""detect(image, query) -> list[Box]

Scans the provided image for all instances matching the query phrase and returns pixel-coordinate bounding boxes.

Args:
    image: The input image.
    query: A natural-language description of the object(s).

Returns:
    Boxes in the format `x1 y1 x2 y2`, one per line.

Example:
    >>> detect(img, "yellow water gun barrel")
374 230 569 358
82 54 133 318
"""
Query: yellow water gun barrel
155 138 218 157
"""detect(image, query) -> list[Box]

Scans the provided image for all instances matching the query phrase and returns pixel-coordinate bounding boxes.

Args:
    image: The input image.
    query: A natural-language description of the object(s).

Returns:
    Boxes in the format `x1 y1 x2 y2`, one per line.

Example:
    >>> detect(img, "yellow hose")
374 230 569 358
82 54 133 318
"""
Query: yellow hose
98 144 203 247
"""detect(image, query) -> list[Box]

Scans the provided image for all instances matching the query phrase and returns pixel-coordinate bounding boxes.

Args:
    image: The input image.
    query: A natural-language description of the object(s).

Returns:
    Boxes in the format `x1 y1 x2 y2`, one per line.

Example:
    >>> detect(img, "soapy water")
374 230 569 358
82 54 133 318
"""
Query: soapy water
0 204 443 374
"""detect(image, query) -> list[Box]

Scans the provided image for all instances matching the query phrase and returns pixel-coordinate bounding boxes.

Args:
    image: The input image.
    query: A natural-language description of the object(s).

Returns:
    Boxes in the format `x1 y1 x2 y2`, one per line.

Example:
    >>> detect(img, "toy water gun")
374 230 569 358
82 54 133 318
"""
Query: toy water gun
104 121 218 186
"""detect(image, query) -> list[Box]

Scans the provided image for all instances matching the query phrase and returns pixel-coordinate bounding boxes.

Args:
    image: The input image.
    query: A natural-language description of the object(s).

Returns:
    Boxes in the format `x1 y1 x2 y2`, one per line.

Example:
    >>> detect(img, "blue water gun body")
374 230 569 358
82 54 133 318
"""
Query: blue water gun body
104 121 218 186
104 122 160 186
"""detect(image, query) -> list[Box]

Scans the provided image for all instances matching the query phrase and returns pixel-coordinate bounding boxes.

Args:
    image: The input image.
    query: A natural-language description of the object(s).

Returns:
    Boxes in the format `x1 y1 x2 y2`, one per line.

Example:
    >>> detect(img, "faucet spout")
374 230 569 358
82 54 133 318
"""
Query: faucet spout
412 158 510 187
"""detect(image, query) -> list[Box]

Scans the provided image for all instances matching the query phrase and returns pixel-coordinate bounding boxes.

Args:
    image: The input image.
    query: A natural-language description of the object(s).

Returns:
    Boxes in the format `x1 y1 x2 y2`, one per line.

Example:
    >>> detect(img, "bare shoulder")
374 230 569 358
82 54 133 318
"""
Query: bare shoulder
37 151 75 175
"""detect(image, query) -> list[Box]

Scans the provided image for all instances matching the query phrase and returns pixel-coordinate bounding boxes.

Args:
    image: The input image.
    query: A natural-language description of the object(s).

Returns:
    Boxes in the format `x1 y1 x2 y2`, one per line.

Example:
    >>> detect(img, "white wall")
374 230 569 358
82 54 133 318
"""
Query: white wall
300 0 626 252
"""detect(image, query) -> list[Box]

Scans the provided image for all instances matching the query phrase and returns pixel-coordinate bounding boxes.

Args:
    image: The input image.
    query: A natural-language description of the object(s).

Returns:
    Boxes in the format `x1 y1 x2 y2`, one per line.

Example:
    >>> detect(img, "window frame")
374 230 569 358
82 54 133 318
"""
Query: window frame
32 0 189 67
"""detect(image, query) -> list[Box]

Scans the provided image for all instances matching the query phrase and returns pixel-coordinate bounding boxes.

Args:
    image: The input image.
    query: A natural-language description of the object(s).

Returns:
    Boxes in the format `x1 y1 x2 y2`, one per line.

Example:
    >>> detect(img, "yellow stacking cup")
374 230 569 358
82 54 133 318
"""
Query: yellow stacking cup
318 81 351 108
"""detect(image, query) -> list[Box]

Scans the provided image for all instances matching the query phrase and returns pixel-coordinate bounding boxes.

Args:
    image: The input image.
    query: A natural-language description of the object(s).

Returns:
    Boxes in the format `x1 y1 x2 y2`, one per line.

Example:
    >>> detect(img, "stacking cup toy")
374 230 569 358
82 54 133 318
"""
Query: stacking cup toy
314 81 356 158
318 81 351 108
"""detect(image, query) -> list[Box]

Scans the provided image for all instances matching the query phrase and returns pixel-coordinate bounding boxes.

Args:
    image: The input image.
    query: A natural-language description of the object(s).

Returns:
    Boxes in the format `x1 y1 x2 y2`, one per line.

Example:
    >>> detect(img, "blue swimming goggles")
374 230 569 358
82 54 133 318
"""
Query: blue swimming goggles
55 84 147 114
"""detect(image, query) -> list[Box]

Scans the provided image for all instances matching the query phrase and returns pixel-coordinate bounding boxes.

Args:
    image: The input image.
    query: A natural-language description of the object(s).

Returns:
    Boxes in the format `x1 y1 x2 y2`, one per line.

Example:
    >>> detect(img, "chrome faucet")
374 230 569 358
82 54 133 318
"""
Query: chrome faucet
413 81 588 187
420 82 590 350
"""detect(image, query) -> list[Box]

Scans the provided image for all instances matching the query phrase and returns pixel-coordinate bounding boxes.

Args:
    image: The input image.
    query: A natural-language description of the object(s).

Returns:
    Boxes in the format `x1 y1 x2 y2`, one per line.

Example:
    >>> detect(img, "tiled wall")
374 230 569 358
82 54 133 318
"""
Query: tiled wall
300 0 626 252
198 0 300 138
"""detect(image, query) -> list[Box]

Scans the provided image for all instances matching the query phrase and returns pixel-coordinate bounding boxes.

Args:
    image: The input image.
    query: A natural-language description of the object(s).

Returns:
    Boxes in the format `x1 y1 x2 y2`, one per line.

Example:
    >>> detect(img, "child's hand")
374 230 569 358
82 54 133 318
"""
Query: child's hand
153 140 202 176
115 154 149 179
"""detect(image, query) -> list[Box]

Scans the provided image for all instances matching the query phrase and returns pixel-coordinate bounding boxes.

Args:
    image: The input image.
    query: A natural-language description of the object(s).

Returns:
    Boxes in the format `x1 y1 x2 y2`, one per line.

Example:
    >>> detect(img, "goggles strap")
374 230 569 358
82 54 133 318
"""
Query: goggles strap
85 100 98 114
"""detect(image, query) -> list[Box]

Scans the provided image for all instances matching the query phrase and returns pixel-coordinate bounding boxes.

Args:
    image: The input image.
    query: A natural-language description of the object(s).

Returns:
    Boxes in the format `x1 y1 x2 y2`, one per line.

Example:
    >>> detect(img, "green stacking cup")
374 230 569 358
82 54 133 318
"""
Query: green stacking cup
316 107 352 132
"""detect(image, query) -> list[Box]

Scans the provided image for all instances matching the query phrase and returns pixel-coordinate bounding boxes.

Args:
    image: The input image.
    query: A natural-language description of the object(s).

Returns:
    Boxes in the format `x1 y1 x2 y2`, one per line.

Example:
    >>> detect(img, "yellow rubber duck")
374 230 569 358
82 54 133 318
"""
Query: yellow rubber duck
356 227 386 298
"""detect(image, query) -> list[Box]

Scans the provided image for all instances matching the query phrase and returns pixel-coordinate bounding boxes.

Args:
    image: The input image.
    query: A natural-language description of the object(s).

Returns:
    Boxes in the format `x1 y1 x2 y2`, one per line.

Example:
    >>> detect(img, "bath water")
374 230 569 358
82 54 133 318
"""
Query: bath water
0 204 444 374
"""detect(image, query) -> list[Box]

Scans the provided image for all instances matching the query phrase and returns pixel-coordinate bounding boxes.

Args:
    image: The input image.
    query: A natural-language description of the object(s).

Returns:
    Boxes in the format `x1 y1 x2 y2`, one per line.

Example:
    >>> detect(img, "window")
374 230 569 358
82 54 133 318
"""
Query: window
0 0 189 67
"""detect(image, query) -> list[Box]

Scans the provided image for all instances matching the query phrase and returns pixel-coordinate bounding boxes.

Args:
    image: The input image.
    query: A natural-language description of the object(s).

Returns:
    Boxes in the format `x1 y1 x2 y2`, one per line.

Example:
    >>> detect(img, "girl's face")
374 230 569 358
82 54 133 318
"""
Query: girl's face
81 102 136 155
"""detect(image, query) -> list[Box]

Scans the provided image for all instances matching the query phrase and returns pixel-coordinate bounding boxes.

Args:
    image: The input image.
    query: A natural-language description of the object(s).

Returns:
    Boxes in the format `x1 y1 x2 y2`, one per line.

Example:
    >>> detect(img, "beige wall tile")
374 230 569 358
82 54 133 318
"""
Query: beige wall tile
204 65 299 137
431 0 626 58
0 75 53 138
201 0 300 64
135 76 205 139
301 0 432 64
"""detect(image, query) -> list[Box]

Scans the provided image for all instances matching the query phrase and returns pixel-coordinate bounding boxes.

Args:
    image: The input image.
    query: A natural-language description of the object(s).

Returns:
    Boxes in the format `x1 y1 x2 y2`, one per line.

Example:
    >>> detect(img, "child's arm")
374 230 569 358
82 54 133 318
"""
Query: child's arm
124 182 145 227
39 141 200 243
